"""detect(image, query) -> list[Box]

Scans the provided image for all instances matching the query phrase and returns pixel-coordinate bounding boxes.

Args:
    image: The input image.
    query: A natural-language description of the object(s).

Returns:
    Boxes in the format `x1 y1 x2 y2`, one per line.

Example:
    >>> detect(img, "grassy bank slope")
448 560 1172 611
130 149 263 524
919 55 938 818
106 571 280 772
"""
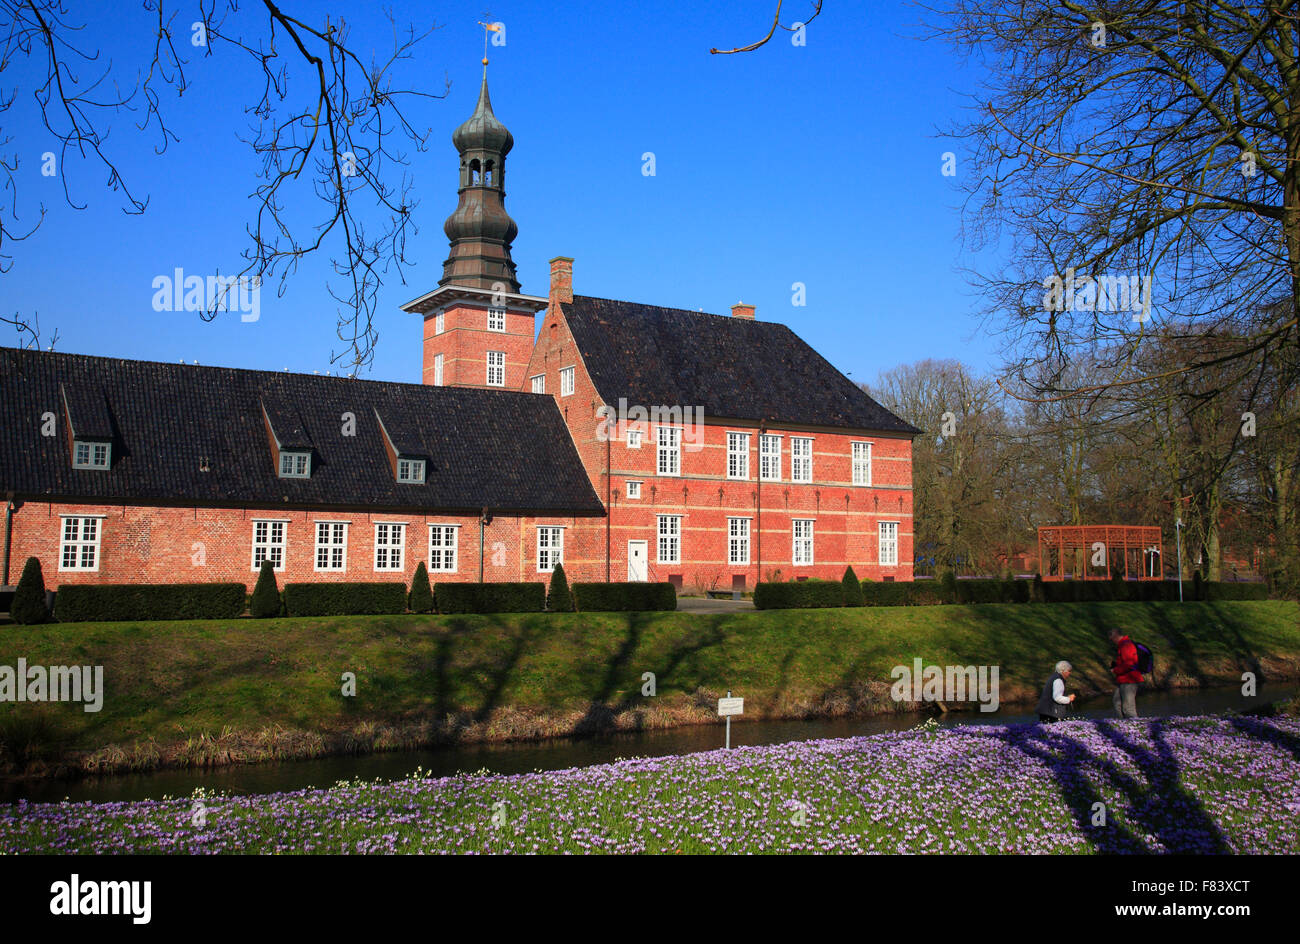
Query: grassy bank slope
1 601 1297 776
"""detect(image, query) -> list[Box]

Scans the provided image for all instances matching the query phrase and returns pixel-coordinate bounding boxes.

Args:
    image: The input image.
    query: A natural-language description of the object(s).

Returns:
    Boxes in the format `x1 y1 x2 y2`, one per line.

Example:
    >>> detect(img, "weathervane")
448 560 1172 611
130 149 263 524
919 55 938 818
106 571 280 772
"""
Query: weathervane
478 14 500 70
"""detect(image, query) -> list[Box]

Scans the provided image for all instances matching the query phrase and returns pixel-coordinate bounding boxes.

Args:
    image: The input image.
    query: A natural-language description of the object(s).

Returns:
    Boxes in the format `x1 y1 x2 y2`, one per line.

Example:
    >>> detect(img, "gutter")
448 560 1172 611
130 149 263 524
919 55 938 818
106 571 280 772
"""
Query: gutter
2 494 12 586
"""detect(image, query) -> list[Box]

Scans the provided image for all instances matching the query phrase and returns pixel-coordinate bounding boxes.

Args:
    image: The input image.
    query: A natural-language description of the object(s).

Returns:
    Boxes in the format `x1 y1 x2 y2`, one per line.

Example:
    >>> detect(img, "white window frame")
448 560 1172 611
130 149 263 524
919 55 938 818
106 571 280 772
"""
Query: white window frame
657 515 681 565
792 519 815 566
314 521 348 572
72 441 111 470
486 351 505 387
374 522 407 572
791 437 813 483
726 432 750 480
433 353 444 387
879 521 899 567
537 526 564 573
626 480 642 499
626 427 643 449
435 310 445 335
852 441 873 487
487 307 506 332
560 366 575 397
396 458 426 484
531 374 545 394
279 451 311 478
728 517 751 566
760 433 781 482
59 514 104 571
657 425 681 477
428 524 460 573
251 519 288 572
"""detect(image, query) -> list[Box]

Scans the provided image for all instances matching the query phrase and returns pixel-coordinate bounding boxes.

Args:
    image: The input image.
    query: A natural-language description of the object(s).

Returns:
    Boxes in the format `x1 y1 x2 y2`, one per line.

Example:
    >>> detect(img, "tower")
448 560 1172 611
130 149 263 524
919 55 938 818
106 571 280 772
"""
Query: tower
400 67 547 390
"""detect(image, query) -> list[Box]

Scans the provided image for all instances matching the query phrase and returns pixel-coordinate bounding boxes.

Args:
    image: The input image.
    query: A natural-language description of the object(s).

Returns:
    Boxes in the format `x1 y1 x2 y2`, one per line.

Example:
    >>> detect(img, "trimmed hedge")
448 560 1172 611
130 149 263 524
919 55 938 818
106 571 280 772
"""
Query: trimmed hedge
54 583 247 622
573 582 677 612
754 580 846 609
11 557 49 624
861 581 946 607
547 564 574 612
760 575 1270 609
841 567 865 607
282 582 407 617
435 582 545 614
409 562 434 614
250 561 281 618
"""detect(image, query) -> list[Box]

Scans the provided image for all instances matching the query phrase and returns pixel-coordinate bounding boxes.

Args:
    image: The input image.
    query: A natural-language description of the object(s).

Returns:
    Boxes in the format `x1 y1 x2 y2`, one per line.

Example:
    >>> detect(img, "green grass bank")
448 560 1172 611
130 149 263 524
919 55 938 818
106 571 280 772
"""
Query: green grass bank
1 600 1297 779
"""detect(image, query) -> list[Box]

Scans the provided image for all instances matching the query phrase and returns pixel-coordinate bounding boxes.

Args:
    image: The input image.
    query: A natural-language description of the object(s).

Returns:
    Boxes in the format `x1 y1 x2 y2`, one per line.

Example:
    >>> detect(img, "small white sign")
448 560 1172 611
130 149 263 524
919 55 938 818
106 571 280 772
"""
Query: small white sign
717 697 744 717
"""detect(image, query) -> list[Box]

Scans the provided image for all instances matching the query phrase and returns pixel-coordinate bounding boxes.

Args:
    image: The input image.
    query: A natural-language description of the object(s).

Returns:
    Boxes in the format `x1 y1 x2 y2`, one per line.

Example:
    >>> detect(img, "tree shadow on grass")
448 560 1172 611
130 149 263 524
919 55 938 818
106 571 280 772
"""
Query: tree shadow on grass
987 718 1231 854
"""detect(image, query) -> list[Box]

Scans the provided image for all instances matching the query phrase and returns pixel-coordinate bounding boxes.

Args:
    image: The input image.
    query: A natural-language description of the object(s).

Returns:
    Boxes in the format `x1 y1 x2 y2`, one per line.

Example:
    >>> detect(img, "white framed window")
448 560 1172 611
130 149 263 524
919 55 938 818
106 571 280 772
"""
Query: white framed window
626 480 642 499
537 526 564 573
728 517 750 566
428 525 460 573
251 520 287 571
397 458 425 484
531 374 545 394
435 311 445 335
59 515 103 571
657 515 681 565
487 307 506 332
433 353 444 386
315 521 348 572
627 427 643 449
791 437 813 483
486 351 505 387
760 434 781 481
726 432 750 480
657 426 681 476
279 451 310 478
852 441 873 486
374 523 407 571
560 366 575 397
72 441 111 470
879 521 899 567
792 519 815 566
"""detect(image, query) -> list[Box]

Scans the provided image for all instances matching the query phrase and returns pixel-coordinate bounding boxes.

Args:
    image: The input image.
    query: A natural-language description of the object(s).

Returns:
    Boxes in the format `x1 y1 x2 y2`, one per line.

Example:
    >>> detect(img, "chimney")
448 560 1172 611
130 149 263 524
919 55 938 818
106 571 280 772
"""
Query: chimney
731 301 755 320
550 256 574 304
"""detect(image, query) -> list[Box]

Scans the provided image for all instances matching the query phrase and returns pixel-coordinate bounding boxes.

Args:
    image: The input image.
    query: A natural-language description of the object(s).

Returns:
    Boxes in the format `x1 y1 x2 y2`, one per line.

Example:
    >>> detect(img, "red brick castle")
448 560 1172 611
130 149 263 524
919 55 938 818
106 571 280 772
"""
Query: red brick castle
1 74 918 593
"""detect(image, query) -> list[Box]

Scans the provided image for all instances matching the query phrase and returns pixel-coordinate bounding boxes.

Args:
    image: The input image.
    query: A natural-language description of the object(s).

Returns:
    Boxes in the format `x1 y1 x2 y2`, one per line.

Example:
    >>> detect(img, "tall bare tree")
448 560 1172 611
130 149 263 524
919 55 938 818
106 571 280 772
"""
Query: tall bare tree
0 1 446 369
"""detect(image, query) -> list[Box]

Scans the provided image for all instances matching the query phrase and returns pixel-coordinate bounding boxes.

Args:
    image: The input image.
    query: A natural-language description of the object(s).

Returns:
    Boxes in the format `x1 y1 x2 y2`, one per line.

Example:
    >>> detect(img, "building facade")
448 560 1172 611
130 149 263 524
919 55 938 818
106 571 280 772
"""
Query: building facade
0 71 917 594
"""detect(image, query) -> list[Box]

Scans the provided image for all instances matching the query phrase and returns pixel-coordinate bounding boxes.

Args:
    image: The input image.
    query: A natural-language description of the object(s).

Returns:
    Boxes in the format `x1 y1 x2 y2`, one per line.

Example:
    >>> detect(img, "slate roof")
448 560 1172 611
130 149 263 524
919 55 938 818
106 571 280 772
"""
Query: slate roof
0 348 604 515
559 296 921 434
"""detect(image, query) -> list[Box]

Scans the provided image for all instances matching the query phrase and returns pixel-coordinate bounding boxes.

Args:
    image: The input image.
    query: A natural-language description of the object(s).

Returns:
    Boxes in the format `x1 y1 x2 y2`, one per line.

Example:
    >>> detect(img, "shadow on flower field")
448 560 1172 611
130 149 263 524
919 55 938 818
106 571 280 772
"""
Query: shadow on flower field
993 720 1234 853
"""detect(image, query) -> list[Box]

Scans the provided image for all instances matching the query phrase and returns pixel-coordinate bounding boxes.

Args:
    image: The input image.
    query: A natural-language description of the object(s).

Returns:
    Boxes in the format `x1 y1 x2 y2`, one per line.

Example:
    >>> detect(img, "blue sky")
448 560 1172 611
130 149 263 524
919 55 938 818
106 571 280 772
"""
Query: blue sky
3 1 998 386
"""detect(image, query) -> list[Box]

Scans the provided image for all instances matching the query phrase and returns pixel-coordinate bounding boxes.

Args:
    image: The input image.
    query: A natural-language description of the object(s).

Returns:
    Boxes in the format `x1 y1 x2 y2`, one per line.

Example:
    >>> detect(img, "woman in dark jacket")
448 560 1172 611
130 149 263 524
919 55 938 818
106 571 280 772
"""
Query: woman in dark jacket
1037 660 1076 723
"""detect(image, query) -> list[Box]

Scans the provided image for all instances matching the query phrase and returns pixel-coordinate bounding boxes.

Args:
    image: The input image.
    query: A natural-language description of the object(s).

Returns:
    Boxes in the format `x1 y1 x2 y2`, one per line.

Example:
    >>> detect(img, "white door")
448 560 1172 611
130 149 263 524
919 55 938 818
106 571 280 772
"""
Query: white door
627 541 648 582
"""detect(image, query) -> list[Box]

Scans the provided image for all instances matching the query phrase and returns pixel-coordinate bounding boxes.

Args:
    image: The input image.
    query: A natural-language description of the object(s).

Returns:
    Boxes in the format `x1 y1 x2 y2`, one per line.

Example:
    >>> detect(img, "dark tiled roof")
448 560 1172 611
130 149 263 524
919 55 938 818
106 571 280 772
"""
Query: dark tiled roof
0 348 603 515
560 296 921 434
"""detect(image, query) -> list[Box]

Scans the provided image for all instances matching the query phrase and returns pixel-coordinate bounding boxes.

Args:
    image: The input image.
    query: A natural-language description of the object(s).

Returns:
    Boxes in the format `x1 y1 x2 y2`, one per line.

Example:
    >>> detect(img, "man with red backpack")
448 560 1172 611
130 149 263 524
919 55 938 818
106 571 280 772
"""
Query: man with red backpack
1109 628 1149 718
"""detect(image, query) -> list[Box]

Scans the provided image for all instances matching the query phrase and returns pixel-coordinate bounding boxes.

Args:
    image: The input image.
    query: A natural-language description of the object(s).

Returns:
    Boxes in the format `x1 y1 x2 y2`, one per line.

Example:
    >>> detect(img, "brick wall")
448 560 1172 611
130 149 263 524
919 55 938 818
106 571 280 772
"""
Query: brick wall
422 301 536 390
6 501 605 588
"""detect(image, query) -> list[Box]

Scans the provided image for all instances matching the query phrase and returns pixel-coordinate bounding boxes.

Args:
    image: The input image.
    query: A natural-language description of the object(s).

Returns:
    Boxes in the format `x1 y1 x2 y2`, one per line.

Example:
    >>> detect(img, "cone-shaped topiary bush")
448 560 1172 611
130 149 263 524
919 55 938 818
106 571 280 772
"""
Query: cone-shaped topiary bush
409 561 434 614
11 557 49 624
939 569 957 604
547 563 574 612
841 566 864 607
250 560 281 618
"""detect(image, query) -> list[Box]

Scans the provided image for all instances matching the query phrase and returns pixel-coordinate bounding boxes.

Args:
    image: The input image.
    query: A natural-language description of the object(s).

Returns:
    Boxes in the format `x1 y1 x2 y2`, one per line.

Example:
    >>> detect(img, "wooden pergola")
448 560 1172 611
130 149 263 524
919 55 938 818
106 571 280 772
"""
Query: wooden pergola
1037 525 1163 581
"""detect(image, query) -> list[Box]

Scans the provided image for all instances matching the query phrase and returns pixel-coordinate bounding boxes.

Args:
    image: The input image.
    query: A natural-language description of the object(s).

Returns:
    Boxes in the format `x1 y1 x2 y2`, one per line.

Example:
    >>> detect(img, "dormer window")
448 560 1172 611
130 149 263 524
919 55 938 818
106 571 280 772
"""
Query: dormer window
487 307 506 332
279 451 311 478
73 441 111 470
397 458 426 484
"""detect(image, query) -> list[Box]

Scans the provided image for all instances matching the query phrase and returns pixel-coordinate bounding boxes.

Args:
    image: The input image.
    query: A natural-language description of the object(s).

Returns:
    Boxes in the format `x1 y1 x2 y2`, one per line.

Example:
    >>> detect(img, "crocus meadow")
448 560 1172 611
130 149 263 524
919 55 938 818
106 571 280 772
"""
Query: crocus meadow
3 715 1297 854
